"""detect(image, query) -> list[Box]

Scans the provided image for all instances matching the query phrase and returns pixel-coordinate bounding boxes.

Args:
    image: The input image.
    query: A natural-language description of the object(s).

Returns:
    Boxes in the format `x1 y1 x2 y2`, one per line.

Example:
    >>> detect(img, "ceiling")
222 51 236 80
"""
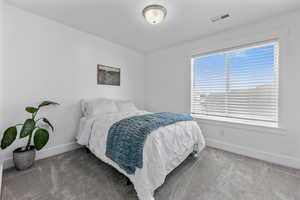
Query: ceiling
5 0 300 53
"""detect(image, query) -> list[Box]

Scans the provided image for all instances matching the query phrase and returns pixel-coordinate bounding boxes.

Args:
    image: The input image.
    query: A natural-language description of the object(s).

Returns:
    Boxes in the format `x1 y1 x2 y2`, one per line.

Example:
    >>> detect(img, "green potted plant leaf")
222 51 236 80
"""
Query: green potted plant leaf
0 100 59 170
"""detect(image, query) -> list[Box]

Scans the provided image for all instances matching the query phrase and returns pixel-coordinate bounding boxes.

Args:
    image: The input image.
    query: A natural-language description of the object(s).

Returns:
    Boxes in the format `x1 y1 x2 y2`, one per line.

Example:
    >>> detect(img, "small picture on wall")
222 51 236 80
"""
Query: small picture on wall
97 64 121 86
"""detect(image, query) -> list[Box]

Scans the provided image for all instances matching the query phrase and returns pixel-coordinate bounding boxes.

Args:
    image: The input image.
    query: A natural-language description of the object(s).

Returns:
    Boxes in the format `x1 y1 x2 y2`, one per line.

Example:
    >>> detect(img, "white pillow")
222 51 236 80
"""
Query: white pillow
116 100 138 112
81 98 118 117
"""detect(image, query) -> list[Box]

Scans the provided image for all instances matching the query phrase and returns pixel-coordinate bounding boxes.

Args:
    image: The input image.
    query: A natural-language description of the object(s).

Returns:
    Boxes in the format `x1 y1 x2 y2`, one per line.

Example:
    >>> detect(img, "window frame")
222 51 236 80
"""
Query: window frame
190 39 280 128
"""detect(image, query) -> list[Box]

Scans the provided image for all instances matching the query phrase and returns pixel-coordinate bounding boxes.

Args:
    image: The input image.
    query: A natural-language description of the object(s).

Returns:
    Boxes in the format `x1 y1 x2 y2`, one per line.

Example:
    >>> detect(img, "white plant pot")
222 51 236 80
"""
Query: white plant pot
13 146 36 170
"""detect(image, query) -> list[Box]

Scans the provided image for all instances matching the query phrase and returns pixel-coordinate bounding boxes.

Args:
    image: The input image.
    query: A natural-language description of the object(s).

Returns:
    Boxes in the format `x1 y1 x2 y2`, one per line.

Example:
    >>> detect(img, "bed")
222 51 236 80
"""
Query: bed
76 98 205 200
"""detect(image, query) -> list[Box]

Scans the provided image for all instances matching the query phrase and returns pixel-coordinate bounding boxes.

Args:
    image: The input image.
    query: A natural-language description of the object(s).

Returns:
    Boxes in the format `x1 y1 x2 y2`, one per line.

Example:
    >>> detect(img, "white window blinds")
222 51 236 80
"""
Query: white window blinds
191 41 279 126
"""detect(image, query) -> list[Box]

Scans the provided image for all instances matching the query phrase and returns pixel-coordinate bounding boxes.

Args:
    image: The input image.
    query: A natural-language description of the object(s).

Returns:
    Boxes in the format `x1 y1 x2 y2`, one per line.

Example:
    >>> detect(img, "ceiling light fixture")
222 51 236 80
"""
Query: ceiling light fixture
143 5 167 25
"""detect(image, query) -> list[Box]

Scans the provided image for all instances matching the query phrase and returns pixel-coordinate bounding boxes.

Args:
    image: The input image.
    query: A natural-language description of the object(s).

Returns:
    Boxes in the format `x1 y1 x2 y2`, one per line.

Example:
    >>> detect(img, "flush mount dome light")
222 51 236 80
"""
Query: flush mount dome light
143 5 167 24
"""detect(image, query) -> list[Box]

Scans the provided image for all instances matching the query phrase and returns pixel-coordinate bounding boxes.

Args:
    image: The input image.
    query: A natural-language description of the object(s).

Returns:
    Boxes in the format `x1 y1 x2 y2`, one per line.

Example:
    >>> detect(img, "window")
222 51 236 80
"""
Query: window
191 41 279 127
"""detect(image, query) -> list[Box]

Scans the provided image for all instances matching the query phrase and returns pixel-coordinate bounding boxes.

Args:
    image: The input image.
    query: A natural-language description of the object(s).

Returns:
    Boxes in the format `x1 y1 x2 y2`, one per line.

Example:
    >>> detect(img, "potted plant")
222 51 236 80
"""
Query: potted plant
0 100 59 170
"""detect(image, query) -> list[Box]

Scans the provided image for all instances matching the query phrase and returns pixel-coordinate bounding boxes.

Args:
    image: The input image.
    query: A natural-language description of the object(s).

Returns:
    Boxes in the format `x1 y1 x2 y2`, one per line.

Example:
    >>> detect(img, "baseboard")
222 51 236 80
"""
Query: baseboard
2 139 299 170
206 138 300 169
3 142 81 169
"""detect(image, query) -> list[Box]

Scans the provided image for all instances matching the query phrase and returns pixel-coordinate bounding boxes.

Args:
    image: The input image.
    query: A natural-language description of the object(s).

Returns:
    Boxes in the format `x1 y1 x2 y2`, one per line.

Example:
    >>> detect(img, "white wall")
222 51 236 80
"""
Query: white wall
0 1 3 185
1 4 145 166
145 10 300 169
0 0 3 134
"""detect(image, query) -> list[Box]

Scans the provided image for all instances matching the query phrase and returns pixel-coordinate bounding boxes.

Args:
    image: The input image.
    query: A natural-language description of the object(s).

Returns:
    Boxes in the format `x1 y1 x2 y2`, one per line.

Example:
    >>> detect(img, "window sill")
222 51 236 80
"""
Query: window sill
191 114 286 135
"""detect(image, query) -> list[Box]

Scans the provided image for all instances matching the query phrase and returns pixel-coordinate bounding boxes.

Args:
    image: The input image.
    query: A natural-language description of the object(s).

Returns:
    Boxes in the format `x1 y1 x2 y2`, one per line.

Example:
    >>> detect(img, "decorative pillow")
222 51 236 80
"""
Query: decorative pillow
81 98 118 117
116 100 138 112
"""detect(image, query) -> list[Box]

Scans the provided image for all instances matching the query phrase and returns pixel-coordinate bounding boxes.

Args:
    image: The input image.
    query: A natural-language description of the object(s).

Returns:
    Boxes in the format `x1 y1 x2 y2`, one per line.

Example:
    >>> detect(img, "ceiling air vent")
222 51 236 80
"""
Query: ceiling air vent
211 13 230 22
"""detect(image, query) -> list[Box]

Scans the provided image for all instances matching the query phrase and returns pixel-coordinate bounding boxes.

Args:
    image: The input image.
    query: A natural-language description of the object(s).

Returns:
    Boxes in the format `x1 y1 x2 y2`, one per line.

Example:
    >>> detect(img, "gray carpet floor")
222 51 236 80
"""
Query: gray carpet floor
2 147 300 200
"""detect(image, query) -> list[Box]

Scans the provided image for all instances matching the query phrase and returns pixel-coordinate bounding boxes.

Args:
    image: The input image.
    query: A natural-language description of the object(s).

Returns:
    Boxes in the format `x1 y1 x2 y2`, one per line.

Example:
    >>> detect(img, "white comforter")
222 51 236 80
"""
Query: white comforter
76 111 205 200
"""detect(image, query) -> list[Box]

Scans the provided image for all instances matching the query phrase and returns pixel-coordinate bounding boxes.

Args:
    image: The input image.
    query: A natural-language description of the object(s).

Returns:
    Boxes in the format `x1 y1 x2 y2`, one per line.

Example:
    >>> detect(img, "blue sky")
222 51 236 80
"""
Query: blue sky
193 45 276 93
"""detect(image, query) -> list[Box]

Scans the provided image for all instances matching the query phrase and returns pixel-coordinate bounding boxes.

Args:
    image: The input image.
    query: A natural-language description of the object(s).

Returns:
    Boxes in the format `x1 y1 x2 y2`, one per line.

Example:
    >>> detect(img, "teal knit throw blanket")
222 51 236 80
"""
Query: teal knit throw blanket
105 112 193 174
